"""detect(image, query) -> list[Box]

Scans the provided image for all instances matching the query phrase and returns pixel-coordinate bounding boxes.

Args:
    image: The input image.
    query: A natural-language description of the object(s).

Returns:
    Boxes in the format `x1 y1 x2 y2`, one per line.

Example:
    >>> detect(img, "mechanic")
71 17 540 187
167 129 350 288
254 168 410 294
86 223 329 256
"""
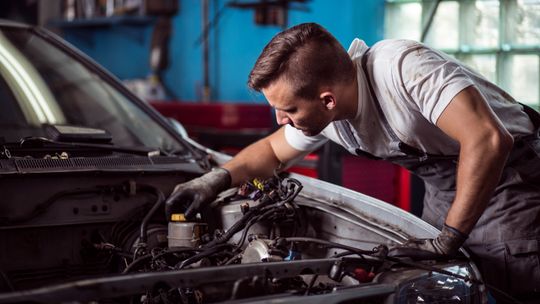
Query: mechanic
166 23 540 302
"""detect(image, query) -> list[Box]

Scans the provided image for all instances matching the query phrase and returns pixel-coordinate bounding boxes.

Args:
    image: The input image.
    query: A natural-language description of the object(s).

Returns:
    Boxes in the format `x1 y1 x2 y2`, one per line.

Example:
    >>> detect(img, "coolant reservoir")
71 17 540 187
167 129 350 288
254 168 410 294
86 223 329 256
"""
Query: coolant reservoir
168 213 207 248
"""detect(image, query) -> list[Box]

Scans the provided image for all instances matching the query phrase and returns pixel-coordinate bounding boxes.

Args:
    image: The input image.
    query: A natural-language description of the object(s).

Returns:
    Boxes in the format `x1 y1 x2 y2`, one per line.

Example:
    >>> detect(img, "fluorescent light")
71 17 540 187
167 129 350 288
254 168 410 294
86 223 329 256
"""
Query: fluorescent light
0 36 56 124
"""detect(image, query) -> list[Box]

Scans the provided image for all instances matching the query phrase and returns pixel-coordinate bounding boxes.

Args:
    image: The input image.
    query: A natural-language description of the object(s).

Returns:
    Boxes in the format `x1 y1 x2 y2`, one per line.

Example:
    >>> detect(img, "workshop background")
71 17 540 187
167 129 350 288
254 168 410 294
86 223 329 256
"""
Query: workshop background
2 0 539 216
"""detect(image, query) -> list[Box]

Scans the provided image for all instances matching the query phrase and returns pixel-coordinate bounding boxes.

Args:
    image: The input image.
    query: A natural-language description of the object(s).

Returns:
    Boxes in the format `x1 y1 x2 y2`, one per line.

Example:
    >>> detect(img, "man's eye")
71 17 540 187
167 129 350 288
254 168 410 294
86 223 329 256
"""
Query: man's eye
285 108 297 114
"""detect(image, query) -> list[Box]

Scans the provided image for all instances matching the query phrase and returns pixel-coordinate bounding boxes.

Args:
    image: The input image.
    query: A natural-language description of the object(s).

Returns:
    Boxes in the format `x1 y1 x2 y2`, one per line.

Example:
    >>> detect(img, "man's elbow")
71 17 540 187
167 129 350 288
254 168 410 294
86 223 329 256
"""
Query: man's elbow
489 127 513 157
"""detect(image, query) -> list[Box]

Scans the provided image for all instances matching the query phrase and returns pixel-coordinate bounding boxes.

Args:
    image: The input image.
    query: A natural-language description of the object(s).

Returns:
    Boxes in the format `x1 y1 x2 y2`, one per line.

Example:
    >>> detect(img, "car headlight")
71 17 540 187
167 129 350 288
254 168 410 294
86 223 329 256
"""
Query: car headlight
374 262 487 304
395 265 478 304
396 274 472 303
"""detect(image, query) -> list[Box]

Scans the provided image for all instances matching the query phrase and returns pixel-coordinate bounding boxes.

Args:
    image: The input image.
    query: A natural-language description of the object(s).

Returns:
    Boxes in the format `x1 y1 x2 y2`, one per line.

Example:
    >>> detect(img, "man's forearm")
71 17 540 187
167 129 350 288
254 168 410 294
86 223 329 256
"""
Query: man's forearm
222 137 283 186
445 133 513 234
222 127 308 187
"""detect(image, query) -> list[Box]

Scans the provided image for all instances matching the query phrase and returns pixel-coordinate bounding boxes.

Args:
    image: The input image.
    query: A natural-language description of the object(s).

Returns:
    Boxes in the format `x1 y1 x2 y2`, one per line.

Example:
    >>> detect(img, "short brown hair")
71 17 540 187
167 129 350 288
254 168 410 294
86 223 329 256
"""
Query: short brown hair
248 23 355 99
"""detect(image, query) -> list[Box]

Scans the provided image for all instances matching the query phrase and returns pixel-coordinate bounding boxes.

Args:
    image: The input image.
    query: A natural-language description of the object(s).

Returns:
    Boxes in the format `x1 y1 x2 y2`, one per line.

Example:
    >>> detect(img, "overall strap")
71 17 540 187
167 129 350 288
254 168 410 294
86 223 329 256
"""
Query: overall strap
519 103 540 136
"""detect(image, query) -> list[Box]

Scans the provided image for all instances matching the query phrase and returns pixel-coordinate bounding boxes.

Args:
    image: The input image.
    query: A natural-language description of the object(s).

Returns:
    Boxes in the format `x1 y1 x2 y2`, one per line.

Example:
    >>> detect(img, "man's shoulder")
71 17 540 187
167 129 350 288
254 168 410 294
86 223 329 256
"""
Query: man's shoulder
372 38 423 50
370 39 426 60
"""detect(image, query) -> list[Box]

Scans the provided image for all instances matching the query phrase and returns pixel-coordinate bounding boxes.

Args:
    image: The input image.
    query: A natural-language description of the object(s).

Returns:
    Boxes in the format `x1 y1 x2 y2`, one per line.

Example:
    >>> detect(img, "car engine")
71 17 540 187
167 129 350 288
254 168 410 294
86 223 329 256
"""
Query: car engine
0 156 485 304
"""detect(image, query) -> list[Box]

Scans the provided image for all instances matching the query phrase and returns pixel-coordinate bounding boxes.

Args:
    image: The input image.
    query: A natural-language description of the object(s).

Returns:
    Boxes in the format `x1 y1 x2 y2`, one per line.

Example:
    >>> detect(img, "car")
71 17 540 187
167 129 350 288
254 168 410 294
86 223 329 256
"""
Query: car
0 20 487 304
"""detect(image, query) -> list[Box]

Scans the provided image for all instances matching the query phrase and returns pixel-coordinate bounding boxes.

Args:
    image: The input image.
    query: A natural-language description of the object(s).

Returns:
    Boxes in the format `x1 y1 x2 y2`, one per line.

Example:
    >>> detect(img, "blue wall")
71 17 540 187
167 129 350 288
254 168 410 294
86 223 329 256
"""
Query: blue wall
61 0 385 103
63 24 154 79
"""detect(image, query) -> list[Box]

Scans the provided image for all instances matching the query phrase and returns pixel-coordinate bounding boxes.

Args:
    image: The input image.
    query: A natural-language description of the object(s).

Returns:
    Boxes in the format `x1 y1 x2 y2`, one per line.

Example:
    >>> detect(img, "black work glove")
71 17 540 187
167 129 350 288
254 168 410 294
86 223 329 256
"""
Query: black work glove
165 168 231 220
387 224 468 260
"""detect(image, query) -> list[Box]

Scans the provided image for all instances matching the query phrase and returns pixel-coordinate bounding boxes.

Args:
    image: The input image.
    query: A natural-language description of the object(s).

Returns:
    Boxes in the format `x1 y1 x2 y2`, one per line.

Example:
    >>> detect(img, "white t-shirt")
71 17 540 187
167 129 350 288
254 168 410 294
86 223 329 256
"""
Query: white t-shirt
284 38 534 158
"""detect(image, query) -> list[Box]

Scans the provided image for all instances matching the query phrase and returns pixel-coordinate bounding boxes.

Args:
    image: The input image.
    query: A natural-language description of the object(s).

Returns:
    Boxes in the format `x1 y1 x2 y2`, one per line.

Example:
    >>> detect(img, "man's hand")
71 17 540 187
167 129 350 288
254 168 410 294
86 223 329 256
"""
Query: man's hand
163 127 304 221
165 168 231 220
388 224 468 260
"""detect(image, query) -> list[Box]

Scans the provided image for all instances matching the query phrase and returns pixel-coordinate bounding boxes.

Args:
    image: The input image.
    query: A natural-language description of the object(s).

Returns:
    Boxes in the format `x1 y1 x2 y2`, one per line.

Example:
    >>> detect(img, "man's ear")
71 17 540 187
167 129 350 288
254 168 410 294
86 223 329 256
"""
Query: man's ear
320 91 336 110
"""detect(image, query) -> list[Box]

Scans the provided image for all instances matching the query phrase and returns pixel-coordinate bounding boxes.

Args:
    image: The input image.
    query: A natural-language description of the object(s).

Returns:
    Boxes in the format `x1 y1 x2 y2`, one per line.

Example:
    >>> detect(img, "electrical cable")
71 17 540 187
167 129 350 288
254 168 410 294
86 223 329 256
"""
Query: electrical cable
122 248 201 274
272 178 303 207
177 243 234 269
152 247 203 261
223 251 243 265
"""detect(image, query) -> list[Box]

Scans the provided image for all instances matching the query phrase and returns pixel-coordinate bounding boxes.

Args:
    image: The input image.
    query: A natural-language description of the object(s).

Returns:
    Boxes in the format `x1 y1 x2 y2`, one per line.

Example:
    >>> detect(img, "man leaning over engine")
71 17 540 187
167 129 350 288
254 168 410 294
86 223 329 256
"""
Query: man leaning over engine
165 23 540 303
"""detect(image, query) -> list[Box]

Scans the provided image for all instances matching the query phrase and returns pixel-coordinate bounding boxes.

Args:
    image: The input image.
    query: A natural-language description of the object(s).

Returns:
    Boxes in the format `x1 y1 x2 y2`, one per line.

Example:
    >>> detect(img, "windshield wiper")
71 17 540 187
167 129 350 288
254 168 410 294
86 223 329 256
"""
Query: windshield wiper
2 137 168 158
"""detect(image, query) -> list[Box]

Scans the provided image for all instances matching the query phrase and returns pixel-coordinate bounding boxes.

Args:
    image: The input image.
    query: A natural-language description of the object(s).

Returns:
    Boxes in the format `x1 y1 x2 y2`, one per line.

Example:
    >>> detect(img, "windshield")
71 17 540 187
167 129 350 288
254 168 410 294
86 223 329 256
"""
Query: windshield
0 26 185 155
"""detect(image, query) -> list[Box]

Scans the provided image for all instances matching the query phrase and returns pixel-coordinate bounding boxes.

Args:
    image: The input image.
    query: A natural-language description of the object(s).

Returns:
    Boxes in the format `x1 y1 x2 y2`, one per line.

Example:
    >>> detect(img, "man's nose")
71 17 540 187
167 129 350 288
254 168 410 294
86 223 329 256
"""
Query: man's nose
275 109 291 125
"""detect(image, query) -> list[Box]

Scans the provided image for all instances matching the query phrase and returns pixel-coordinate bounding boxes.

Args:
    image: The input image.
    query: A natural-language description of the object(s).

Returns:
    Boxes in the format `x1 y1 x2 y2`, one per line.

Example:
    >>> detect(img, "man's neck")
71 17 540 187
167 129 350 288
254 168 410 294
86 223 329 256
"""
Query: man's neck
336 74 359 121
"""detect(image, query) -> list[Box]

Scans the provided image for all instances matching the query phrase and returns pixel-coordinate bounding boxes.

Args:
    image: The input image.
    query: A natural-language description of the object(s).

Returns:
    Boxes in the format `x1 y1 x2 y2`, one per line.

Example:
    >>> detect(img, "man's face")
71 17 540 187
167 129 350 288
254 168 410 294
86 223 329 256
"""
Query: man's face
262 77 333 137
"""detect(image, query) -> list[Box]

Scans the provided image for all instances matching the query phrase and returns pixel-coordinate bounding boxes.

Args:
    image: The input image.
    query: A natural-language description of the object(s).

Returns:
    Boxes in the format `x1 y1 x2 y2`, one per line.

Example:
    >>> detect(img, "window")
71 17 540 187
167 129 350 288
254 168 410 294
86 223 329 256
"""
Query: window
385 0 540 109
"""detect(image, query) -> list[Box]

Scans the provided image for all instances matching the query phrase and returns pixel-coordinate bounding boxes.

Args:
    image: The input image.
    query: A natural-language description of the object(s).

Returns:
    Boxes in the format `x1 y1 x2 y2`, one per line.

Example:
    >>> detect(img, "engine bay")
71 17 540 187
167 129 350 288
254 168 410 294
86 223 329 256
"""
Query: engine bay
0 162 484 304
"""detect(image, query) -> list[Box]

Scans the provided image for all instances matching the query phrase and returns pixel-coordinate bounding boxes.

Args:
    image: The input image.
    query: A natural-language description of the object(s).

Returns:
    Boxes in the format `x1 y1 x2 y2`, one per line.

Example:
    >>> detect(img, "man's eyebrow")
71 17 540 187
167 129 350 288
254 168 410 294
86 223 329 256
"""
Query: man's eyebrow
268 101 295 112
269 104 288 111
278 106 296 112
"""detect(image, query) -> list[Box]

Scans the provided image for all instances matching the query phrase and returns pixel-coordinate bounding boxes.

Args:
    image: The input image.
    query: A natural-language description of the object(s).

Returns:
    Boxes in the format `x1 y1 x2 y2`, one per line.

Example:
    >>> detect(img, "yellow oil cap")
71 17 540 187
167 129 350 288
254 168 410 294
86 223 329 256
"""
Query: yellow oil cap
171 213 186 222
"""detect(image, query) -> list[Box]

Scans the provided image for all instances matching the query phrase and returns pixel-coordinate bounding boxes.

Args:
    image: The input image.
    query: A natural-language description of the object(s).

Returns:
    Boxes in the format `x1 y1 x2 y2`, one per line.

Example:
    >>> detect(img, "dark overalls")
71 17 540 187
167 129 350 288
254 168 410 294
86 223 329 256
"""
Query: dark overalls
360 52 540 302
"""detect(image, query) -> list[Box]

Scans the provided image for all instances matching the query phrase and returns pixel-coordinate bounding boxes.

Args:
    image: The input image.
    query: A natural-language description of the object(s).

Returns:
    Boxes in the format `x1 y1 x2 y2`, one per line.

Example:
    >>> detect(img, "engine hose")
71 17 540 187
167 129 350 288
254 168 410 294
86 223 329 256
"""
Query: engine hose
234 208 280 251
234 215 263 251
137 185 165 244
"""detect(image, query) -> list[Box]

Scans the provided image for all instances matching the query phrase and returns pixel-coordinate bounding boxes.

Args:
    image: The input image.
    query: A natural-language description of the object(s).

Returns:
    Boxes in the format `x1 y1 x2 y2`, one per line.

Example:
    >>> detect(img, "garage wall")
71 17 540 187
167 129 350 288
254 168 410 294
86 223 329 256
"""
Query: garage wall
60 0 385 103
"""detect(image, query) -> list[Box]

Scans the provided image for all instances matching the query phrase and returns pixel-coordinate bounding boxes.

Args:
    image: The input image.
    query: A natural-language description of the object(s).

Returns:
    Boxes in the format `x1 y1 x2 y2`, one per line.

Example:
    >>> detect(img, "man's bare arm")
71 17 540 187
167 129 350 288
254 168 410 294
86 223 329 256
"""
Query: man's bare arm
222 126 307 186
436 86 514 234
